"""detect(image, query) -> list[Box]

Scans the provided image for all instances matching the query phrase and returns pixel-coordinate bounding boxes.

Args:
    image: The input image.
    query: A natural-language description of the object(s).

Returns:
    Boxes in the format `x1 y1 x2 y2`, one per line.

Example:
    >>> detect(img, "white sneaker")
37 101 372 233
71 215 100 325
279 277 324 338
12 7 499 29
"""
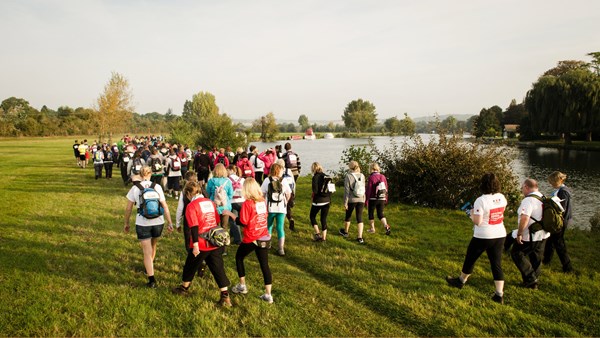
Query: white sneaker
231 283 248 294
260 293 273 304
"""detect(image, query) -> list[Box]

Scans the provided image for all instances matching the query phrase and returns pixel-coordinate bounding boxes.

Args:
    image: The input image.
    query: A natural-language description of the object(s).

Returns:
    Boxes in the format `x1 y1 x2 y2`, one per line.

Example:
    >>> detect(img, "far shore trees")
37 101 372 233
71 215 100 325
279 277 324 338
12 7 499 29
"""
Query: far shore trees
253 112 279 142
95 72 134 142
342 99 377 134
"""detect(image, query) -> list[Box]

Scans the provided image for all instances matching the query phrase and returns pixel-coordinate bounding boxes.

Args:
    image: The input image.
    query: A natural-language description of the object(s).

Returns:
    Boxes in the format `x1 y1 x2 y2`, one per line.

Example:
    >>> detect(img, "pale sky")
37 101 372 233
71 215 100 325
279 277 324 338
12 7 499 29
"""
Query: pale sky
1 0 599 121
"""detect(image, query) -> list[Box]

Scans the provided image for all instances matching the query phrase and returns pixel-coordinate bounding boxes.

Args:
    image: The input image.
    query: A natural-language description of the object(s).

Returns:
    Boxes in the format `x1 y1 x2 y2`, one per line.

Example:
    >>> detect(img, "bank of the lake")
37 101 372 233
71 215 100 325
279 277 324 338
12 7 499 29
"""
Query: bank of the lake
0 137 599 336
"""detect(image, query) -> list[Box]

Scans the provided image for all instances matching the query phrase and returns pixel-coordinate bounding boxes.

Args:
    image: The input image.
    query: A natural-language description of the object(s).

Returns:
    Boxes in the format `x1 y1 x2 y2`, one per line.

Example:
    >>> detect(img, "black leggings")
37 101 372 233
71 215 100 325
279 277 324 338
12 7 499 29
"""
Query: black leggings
462 237 505 280
104 163 113 178
235 242 272 285
368 200 386 220
181 247 230 288
345 202 364 223
310 203 330 231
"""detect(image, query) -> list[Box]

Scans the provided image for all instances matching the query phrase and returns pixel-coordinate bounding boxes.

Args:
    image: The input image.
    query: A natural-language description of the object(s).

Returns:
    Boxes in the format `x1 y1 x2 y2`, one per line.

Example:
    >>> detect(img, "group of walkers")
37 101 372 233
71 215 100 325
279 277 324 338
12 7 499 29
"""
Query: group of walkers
446 171 574 304
98 136 395 306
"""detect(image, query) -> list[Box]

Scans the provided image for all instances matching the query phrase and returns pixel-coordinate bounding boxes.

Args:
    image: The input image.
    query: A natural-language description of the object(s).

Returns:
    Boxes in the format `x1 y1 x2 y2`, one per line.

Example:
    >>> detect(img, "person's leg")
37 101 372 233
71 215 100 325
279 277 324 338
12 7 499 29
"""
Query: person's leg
367 202 376 232
511 242 536 285
460 237 487 283
486 237 505 296
220 213 230 229
205 247 231 290
310 205 321 238
376 201 389 232
276 213 286 255
140 239 155 277
355 203 365 239
267 213 276 236
343 203 355 234
255 245 272 295
531 239 547 280
320 203 330 240
235 243 255 285
543 234 556 264
229 204 242 244
553 228 572 271
180 249 208 287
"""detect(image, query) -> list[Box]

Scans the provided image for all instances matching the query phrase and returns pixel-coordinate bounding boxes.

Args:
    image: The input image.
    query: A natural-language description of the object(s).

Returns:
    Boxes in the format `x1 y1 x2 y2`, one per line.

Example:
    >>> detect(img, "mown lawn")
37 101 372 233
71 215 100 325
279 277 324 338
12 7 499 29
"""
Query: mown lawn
0 137 599 336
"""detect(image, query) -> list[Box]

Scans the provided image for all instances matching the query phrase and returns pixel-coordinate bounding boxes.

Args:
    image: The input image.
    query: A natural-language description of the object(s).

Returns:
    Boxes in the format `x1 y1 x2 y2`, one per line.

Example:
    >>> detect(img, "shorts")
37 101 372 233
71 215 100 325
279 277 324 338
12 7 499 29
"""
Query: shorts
79 154 86 161
167 176 181 190
136 224 164 240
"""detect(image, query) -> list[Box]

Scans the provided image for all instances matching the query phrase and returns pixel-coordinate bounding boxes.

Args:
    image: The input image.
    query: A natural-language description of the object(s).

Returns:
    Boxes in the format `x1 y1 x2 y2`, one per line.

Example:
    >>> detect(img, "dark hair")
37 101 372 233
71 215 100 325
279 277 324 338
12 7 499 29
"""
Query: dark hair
284 142 291 151
480 172 501 194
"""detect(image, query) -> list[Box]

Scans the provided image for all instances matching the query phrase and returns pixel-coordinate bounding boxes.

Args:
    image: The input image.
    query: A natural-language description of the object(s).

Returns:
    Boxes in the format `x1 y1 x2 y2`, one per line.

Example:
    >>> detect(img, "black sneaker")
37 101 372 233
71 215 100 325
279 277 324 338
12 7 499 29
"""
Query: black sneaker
289 219 295 231
339 228 349 238
445 276 464 289
146 281 157 289
356 238 365 244
491 293 504 304
385 226 391 236
313 233 322 242
172 285 190 296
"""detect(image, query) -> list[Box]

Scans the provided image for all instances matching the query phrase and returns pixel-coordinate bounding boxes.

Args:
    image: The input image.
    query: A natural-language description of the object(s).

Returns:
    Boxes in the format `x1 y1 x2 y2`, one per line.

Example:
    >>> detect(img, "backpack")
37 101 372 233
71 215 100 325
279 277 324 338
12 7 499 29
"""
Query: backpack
230 176 243 199
240 161 253 178
375 180 387 198
150 157 163 173
105 151 113 162
94 151 103 163
131 158 143 175
350 173 365 197
283 170 295 192
201 226 231 247
135 182 164 219
170 157 181 171
217 155 226 165
180 155 188 166
319 174 335 195
528 194 564 234
213 181 228 207
267 178 284 206
122 153 131 164
284 151 298 169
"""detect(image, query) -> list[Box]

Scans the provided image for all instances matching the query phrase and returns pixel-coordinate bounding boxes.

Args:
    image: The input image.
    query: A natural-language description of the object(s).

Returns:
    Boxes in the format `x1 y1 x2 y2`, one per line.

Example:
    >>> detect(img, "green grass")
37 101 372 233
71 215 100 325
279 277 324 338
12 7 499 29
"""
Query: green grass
1 137 599 336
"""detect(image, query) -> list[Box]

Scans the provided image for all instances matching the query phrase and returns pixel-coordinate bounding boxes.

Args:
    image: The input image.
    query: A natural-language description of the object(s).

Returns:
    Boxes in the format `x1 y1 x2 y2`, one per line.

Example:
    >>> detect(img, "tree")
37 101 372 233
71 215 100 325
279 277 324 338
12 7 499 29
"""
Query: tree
95 72 134 142
474 106 503 138
384 116 401 135
543 60 589 76
298 114 309 131
252 112 279 142
182 92 219 127
503 99 527 125
441 116 458 133
341 99 377 133
588 52 600 75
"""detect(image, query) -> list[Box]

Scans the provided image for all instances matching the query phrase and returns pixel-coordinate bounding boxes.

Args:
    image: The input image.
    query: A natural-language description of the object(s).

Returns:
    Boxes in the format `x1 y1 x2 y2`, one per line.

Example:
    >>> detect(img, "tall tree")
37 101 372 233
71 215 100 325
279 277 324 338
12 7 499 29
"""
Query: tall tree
342 99 377 133
474 106 503 137
298 114 309 131
503 99 527 125
252 112 279 142
95 72 134 141
543 60 589 76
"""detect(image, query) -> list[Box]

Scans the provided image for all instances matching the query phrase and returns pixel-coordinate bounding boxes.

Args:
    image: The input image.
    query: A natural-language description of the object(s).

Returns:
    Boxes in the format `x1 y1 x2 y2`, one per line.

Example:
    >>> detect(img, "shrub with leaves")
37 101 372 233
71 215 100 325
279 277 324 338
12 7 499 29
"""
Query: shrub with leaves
590 208 600 233
331 145 373 186
369 134 520 211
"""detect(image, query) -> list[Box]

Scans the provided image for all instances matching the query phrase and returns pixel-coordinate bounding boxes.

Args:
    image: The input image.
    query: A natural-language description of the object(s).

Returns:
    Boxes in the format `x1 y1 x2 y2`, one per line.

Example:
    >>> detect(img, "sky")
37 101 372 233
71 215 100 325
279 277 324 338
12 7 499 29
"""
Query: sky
1 0 599 121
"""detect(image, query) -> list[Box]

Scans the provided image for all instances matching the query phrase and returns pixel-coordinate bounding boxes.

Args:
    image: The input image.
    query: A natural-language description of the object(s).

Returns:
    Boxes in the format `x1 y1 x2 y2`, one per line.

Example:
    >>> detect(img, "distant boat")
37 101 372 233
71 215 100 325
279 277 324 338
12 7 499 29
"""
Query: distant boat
304 128 316 140
288 135 302 140
323 133 334 139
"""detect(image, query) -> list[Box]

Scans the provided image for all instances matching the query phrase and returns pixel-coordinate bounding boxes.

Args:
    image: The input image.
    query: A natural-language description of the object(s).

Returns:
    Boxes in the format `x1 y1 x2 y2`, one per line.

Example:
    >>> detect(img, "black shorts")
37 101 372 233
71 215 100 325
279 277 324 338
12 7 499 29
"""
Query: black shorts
167 176 181 190
136 224 164 240
79 154 86 161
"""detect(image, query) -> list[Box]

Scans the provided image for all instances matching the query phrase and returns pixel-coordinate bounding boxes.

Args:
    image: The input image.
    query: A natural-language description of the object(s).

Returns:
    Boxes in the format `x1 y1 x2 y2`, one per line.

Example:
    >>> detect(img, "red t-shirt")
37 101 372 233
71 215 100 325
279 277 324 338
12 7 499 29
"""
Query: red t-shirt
239 199 269 243
185 197 221 251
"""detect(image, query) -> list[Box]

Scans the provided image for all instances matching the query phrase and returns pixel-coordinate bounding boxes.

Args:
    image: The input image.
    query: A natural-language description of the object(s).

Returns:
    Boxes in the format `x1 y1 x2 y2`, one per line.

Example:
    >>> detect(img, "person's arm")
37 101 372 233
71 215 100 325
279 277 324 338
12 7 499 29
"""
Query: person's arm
516 214 530 245
343 174 351 208
470 197 483 226
175 197 184 231
124 200 134 233
190 225 200 256
161 200 174 232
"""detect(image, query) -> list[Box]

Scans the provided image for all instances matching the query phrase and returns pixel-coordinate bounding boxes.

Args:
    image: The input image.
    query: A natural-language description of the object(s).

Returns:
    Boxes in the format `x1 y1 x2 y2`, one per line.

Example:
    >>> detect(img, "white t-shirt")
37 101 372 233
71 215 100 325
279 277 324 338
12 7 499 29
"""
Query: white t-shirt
516 191 550 242
126 180 167 226
166 156 182 177
261 177 292 213
250 154 265 172
471 193 507 239
282 168 296 194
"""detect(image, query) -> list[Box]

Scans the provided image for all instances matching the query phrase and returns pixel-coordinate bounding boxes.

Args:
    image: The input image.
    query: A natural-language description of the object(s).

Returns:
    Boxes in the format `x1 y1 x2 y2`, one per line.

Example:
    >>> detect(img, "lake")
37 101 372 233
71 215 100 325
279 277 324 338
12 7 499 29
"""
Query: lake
250 135 600 230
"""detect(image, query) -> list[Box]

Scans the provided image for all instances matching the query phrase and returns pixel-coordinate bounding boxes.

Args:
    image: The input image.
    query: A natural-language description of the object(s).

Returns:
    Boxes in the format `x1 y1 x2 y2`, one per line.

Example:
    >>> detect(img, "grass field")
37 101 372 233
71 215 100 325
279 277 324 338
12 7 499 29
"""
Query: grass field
1 137 599 336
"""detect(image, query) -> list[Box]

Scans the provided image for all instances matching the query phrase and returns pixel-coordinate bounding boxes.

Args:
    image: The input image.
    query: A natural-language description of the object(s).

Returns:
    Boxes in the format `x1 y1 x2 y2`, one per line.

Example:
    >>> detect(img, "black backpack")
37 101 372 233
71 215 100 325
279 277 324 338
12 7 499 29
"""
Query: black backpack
267 178 284 206
319 174 333 195
131 158 143 175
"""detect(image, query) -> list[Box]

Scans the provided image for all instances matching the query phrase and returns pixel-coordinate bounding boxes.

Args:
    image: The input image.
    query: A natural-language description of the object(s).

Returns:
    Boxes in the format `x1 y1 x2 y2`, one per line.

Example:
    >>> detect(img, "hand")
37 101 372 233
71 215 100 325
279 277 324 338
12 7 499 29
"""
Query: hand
167 224 174 233
193 246 200 257
124 224 130 233
516 234 523 245
344 204 348 210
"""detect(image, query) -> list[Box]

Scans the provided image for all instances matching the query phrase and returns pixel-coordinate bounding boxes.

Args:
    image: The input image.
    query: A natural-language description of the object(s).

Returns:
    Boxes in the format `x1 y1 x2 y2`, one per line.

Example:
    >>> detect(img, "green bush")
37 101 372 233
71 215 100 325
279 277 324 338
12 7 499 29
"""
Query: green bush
369 134 521 211
590 208 600 232
331 144 373 186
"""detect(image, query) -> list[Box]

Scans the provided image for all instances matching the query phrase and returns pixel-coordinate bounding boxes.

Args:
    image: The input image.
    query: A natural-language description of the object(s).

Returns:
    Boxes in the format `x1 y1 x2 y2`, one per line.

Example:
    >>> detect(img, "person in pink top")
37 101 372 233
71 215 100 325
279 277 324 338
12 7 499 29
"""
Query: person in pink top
258 148 277 176
365 162 391 235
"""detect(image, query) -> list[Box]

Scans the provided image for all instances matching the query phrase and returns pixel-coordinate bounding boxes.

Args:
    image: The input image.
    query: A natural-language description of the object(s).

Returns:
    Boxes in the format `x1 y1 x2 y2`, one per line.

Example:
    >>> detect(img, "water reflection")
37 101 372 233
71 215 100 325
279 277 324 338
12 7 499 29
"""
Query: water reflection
250 136 598 230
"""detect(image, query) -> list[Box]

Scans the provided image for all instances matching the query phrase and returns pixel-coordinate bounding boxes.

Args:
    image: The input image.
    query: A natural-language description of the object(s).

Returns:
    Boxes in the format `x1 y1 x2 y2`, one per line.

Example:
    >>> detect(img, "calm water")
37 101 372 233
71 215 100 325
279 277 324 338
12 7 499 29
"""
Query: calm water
252 136 600 230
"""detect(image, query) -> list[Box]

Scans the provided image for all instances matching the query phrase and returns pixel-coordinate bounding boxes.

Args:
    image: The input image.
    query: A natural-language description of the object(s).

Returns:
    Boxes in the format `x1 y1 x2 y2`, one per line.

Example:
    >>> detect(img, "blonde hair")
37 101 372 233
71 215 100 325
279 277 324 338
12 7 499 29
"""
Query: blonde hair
311 162 323 174
548 171 567 187
213 163 228 178
183 181 201 201
270 163 283 178
275 159 285 168
140 166 152 178
348 161 360 172
369 162 380 173
242 178 264 202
